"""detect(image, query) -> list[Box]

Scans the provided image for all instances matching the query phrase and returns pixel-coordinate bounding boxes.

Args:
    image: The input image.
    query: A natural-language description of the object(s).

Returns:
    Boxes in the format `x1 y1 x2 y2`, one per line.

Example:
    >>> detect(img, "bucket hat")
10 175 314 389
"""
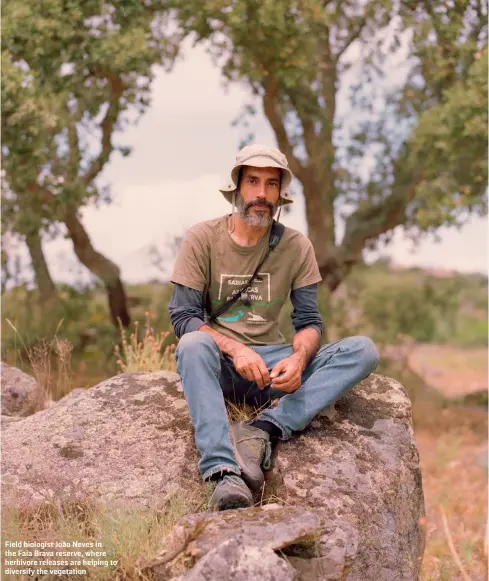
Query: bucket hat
219 144 294 204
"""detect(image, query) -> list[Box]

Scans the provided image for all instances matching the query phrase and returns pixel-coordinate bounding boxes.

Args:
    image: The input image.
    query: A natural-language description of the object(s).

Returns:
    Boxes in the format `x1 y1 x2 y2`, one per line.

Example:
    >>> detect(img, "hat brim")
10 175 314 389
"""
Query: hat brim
219 155 294 204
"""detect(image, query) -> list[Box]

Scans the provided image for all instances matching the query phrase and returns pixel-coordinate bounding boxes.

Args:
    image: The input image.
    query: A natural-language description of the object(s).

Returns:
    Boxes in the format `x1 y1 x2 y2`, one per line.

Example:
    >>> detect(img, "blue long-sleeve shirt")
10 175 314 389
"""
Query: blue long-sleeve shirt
168 283 323 340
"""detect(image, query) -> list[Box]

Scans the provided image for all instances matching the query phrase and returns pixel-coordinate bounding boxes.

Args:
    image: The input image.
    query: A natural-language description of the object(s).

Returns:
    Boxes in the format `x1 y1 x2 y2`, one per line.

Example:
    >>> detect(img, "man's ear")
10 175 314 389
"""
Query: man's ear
236 166 243 190
276 198 283 222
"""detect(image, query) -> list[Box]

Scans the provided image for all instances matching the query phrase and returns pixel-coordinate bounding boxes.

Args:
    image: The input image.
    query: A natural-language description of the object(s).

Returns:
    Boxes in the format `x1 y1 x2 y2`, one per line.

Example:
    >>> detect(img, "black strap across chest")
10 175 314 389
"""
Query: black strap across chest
209 220 285 321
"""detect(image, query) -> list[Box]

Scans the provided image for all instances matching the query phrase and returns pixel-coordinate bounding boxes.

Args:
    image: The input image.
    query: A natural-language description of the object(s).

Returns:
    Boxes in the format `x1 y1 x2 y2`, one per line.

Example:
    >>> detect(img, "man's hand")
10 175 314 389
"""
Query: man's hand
269 352 306 393
232 344 271 389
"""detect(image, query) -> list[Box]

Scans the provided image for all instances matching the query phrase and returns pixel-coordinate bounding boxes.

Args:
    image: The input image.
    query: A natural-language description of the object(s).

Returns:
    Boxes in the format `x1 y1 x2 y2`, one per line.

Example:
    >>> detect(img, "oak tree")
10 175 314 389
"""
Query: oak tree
2 0 179 323
169 0 487 290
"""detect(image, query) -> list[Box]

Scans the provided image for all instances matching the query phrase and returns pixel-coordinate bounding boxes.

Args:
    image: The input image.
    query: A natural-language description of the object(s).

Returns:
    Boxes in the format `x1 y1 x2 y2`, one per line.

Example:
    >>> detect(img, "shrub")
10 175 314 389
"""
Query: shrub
361 276 437 345
114 312 177 373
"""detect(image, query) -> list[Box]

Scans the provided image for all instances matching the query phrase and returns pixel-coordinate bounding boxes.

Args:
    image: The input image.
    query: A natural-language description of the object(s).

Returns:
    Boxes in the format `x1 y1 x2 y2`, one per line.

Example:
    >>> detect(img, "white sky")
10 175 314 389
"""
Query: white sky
6 43 488 286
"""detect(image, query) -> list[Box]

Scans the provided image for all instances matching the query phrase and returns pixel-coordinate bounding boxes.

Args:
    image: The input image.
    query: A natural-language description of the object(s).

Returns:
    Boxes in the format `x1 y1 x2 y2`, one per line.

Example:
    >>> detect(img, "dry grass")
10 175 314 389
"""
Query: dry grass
114 313 176 373
4 319 75 401
407 344 488 579
1 487 212 581
409 344 488 398
417 423 488 580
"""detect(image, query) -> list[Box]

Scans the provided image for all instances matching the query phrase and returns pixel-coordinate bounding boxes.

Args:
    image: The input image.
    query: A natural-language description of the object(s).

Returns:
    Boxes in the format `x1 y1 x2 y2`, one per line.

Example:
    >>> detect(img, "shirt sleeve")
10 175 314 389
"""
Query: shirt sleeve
290 283 323 337
291 237 322 290
168 283 206 339
170 231 209 292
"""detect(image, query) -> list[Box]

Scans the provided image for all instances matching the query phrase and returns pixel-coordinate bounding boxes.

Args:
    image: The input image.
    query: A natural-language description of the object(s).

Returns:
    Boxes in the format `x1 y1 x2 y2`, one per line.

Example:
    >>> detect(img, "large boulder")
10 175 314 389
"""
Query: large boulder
1 361 47 417
2 371 200 508
268 375 426 580
1 371 425 580
170 539 299 581
147 504 321 580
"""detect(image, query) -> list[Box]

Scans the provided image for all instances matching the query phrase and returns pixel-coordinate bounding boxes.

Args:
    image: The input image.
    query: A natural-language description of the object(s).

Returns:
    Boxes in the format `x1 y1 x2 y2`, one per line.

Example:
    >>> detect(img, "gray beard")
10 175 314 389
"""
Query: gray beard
235 192 279 228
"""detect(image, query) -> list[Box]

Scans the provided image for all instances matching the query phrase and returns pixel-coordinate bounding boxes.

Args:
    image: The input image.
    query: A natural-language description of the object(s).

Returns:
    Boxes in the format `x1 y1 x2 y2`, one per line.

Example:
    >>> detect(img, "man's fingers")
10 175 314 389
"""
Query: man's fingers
272 374 301 392
234 352 271 389
236 364 253 382
249 364 266 389
270 360 287 378
252 355 270 388
259 363 271 386
237 362 267 388
275 383 300 393
271 369 293 385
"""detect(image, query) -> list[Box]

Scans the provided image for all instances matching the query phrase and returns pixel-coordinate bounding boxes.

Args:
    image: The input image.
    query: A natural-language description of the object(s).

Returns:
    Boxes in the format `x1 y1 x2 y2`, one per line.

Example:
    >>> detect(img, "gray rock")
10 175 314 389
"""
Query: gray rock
269 374 425 581
53 388 86 406
2 370 424 580
1 414 24 427
2 371 200 509
169 538 298 581
286 520 358 581
148 504 321 580
1 362 47 417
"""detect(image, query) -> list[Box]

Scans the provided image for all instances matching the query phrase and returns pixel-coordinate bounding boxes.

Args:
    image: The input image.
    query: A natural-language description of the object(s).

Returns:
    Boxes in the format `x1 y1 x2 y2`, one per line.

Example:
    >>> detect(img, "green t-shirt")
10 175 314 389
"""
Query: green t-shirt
171 215 322 345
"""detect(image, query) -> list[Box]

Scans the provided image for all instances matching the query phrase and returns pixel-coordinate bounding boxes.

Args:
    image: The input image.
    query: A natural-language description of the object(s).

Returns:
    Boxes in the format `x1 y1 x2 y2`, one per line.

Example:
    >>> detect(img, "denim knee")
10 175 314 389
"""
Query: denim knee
175 331 218 360
349 335 380 372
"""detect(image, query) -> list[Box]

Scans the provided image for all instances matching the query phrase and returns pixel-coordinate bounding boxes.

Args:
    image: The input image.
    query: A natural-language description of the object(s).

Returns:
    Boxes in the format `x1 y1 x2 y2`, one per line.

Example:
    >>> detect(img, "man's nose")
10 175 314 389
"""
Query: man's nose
256 183 267 198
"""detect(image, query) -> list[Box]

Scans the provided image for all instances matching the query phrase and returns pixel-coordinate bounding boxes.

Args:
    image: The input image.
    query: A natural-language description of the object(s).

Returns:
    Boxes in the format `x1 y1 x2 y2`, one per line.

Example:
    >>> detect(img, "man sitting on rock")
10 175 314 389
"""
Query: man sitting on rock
168 144 379 511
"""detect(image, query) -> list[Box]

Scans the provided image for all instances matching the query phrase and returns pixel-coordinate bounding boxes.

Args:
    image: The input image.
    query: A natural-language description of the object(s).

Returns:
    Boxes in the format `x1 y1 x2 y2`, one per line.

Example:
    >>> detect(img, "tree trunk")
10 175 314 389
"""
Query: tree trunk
302 172 355 293
24 229 60 305
63 209 130 327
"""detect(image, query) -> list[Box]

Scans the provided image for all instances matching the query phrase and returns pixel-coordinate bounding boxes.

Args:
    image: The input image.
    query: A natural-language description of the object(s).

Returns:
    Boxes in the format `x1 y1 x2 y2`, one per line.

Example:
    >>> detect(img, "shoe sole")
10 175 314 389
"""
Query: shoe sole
216 496 253 511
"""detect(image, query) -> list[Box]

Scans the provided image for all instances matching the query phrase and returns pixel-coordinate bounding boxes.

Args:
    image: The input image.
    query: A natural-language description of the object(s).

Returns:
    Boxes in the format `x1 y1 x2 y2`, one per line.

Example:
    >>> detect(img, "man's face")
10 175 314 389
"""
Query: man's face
236 165 281 228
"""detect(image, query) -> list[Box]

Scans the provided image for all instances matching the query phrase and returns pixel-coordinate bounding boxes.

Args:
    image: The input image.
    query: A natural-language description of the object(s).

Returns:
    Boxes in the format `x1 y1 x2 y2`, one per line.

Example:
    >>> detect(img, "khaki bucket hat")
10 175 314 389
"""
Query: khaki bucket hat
219 144 294 204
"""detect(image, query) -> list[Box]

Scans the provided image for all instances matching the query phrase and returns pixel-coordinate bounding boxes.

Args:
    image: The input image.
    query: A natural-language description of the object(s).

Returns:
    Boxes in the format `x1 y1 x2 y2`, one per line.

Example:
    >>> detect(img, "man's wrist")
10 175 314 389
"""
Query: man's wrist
292 328 321 370
199 324 242 358
292 346 307 371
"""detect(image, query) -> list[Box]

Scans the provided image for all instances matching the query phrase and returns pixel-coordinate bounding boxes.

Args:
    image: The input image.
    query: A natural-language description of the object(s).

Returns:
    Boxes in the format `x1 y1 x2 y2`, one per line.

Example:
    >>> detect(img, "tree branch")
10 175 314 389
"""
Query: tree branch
336 16 367 60
319 26 336 144
262 75 306 180
24 228 59 303
29 183 130 326
67 113 81 183
82 71 123 186
341 166 424 260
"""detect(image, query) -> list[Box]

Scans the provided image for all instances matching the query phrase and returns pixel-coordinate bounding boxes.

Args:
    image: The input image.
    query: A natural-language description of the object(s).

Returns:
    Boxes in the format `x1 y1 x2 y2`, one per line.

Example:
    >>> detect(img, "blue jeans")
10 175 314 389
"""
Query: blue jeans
176 332 379 481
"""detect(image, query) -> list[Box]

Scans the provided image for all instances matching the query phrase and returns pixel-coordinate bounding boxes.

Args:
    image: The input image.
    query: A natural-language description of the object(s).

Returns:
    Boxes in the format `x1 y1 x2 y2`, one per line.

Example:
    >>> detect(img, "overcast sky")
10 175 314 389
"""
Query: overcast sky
7 42 488 286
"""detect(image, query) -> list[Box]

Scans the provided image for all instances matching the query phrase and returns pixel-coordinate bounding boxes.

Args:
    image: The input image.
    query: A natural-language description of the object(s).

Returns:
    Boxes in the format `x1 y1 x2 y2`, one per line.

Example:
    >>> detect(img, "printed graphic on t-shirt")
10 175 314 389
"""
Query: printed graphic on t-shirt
215 273 274 324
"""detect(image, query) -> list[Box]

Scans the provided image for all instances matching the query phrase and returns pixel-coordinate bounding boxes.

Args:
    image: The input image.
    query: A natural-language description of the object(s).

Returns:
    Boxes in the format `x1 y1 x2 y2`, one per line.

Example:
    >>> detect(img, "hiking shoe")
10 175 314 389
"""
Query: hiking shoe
208 474 253 511
229 421 272 493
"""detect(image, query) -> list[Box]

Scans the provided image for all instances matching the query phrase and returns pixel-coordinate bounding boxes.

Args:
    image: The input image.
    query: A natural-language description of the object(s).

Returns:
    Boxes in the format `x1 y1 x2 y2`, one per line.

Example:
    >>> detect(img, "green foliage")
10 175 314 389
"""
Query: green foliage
451 315 488 348
2 0 179 321
1 284 120 384
2 281 180 383
169 0 488 286
404 52 488 231
339 264 488 347
277 263 488 348
2 0 176 229
362 277 437 344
